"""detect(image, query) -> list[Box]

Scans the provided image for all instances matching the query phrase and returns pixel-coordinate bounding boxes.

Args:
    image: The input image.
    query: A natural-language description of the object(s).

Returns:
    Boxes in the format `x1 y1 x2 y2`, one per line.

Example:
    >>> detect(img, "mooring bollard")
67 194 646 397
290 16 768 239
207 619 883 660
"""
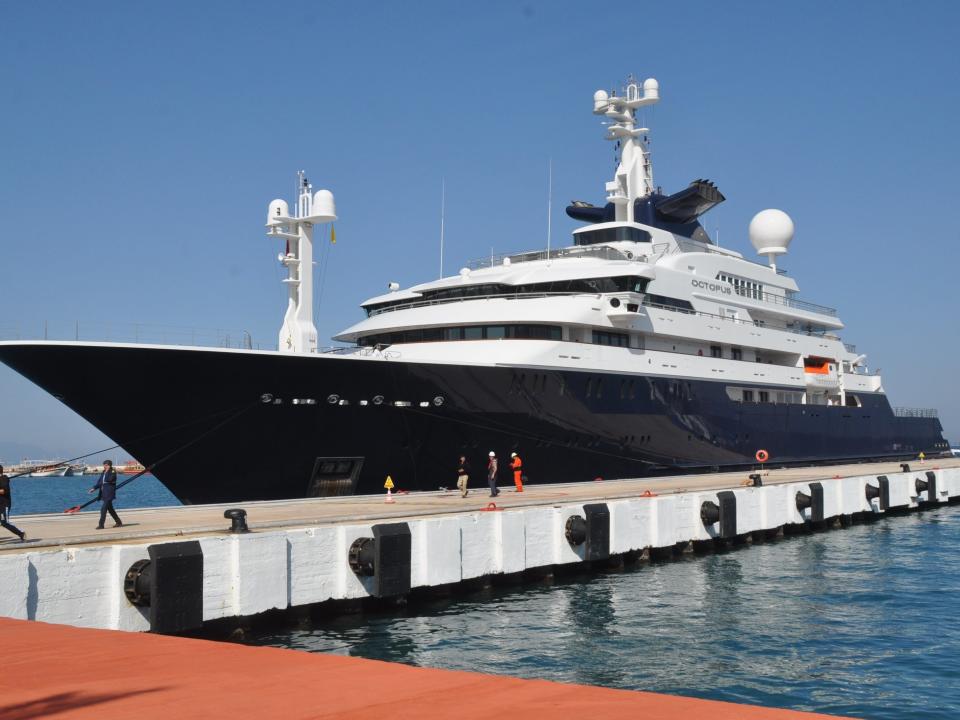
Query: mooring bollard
224 508 249 533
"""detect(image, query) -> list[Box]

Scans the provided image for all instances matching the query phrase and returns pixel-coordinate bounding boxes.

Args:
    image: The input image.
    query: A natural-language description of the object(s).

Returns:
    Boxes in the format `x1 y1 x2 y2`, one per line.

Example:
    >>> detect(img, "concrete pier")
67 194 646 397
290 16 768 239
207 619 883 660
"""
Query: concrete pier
1 459 957 633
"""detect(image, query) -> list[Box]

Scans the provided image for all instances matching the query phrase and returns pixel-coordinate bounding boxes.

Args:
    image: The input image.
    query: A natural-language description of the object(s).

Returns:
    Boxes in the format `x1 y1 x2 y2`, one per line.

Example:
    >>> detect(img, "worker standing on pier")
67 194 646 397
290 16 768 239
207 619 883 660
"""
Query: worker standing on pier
0 465 26 541
487 451 500 497
510 452 524 493
88 460 123 529
456 455 471 498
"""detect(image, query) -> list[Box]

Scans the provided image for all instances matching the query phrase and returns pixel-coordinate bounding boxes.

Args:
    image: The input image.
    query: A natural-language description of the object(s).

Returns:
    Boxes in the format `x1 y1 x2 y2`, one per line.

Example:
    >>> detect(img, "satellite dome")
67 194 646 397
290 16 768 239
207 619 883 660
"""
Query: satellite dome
749 209 794 256
311 189 337 221
593 89 609 112
643 78 659 95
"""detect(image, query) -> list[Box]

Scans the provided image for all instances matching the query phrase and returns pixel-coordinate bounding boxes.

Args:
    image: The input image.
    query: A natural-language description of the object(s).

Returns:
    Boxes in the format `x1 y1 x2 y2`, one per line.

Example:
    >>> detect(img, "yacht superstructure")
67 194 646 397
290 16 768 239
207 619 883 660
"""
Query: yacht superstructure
0 76 947 504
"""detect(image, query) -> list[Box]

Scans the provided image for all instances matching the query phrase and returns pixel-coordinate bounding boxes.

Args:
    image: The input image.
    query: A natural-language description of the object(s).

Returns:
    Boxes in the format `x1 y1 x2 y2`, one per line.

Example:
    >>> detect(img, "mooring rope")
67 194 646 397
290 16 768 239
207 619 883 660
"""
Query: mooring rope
63 399 262 513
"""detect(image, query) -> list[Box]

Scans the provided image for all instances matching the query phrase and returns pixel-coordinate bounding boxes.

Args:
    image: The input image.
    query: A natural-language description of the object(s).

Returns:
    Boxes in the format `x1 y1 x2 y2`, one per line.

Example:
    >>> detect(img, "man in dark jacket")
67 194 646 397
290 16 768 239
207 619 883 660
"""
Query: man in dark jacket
89 460 123 529
0 465 26 541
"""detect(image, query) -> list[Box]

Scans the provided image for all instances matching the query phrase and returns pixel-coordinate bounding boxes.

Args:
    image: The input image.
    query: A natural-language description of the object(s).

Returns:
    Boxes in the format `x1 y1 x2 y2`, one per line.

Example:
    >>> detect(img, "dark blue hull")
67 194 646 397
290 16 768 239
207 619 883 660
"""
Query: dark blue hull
0 343 946 504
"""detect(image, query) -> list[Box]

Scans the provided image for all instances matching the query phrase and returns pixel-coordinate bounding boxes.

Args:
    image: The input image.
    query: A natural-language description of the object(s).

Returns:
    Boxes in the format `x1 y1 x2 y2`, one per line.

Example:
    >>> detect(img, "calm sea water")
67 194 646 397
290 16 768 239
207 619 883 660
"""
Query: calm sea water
248 505 960 720
7 474 180 515
9 478 959 718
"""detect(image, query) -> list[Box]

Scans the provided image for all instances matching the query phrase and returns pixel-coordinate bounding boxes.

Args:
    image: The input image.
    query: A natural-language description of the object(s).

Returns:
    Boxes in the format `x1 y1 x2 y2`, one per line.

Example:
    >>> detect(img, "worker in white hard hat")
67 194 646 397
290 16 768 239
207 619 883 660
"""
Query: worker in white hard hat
486 451 499 497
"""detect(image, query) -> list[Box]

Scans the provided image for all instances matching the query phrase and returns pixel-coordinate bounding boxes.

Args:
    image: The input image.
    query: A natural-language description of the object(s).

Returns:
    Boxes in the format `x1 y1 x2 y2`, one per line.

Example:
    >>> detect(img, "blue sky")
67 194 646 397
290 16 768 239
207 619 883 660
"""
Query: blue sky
1 0 958 461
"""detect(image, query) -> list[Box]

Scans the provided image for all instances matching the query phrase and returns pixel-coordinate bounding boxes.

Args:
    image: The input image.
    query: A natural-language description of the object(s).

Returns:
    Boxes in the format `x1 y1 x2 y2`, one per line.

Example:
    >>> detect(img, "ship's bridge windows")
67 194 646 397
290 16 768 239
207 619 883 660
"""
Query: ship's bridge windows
574 226 652 246
358 324 562 346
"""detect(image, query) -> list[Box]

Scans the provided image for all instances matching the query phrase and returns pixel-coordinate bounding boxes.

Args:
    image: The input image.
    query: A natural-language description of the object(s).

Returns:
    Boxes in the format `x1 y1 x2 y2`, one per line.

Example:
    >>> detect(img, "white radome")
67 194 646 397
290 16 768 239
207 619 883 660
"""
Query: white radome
311 189 337 221
749 208 794 256
593 89 609 112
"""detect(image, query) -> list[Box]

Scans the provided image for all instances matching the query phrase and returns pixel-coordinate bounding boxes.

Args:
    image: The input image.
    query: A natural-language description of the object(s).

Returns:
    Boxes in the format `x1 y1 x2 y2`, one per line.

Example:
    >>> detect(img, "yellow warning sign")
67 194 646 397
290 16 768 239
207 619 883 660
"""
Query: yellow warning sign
384 475 394 490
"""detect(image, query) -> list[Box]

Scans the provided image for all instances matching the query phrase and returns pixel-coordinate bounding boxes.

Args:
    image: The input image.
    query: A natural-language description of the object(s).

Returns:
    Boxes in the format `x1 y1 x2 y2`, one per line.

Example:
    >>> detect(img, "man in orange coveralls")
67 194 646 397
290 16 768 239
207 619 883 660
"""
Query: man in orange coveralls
510 452 524 492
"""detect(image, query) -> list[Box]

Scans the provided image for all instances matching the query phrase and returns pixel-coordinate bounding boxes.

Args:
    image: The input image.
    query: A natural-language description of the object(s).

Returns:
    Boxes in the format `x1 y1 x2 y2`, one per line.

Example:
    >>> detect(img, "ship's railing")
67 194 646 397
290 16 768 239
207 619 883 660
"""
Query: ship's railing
892 407 939 419
662 242 837 316
468 241 835 318
641 299 845 344
368 291 590 317
669 239 791 275
735 288 838 317
466 244 630 269
0 321 269 350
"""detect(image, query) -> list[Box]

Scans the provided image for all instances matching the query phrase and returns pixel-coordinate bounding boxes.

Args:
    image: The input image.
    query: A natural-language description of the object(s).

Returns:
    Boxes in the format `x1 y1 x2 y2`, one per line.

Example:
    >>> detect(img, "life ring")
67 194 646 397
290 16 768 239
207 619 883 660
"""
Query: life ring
755 449 769 463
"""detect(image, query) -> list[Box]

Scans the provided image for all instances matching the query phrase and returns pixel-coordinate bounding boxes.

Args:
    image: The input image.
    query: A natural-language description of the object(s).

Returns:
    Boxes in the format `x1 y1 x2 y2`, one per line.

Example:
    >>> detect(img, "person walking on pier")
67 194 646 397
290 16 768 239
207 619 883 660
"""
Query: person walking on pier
0 465 26 542
89 460 123 529
487 451 500 498
456 455 471 498
510 452 524 493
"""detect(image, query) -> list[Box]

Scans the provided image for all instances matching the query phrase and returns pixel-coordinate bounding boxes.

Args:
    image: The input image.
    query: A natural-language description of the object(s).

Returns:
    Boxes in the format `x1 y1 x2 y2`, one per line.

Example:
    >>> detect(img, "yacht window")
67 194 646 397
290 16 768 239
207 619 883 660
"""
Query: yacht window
759 391 770 403
710 345 722 358
592 330 630 347
742 390 754 402
731 347 742 361
575 226 652 246
717 272 763 300
359 324 563 347
643 294 695 313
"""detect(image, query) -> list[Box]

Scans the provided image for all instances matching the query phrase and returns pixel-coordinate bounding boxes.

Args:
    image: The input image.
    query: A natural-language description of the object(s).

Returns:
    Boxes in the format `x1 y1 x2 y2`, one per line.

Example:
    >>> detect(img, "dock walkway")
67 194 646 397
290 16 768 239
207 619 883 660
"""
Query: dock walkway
3 459 956 551
1 459 957 635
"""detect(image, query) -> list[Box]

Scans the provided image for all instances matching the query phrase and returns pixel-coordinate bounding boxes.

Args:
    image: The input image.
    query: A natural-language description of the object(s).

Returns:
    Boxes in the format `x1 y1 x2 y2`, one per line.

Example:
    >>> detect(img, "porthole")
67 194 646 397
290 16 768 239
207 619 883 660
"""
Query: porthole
433 396 445 406
373 395 384 405
327 394 339 405
260 393 274 404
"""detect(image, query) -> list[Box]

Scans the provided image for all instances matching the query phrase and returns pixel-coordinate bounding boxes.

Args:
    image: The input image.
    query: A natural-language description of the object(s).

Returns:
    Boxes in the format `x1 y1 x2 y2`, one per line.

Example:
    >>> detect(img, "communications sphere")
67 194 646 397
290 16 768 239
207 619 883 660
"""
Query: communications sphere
749 209 794 256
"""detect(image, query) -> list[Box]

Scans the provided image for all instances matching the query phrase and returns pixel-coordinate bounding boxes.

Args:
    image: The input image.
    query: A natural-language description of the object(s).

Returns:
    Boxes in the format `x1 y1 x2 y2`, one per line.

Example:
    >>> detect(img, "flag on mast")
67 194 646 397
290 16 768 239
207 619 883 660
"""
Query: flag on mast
330 225 336 244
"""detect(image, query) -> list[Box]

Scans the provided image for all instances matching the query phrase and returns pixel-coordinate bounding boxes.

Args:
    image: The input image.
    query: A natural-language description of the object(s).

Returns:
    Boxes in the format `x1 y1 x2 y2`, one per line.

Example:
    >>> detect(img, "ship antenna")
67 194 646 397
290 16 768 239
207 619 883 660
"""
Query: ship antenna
439 178 446 279
546 158 553 260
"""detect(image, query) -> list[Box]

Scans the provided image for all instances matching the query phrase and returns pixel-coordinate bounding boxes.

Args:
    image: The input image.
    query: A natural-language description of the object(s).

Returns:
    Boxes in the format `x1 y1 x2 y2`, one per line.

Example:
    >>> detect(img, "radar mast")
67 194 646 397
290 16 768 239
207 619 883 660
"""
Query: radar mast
592 76 660 223
266 172 337 353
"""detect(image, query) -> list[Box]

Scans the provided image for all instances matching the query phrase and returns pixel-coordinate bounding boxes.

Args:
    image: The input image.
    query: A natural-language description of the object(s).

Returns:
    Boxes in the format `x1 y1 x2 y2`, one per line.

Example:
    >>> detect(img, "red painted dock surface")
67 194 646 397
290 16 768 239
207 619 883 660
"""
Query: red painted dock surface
0 618 841 719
